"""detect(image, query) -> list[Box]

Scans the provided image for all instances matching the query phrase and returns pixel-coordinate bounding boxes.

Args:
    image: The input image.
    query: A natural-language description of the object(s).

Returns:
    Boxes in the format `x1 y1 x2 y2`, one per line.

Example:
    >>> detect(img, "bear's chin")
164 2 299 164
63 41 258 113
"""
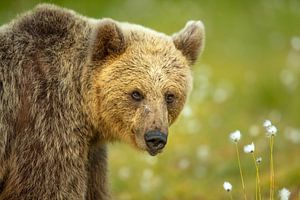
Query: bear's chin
147 149 162 156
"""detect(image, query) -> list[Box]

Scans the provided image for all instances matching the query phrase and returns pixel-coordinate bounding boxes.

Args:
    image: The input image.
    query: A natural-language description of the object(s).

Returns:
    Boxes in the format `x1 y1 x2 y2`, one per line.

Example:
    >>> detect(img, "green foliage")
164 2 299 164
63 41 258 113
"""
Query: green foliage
1 0 299 199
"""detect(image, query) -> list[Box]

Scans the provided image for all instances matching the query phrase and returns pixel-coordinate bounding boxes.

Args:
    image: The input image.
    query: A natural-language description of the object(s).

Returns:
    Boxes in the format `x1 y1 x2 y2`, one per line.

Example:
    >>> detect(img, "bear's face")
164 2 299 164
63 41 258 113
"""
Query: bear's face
87 19 204 156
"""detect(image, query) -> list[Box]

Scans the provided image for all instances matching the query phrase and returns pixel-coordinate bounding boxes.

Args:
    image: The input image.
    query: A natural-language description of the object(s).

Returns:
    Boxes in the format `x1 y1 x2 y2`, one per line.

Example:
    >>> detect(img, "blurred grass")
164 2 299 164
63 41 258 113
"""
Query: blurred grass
1 0 300 199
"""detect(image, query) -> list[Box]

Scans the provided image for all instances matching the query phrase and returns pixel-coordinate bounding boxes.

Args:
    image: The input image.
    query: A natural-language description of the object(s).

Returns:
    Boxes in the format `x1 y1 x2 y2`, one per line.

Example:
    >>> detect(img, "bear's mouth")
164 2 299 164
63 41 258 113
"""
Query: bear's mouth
132 135 163 156
132 130 166 156
146 148 163 156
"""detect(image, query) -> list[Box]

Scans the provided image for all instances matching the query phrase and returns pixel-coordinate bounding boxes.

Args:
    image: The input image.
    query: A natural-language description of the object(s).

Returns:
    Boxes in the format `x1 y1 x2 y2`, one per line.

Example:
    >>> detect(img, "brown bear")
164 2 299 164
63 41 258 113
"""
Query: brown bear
0 4 205 200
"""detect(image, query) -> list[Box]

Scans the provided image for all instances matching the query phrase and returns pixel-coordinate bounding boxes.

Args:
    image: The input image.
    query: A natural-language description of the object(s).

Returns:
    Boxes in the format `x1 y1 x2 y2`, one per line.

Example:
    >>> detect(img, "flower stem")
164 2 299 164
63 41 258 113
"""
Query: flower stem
235 143 247 200
252 153 262 200
270 136 275 200
229 192 234 200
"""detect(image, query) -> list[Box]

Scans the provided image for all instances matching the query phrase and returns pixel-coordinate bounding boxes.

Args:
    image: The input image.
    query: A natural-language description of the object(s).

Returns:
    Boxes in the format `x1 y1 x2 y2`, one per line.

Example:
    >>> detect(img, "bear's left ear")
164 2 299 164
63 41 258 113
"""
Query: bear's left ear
90 18 126 62
172 20 205 65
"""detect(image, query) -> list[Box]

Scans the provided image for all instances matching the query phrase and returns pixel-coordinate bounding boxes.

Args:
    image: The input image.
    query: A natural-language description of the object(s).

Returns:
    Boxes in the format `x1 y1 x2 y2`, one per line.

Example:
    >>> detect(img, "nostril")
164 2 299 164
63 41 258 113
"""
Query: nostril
148 138 166 148
144 131 167 151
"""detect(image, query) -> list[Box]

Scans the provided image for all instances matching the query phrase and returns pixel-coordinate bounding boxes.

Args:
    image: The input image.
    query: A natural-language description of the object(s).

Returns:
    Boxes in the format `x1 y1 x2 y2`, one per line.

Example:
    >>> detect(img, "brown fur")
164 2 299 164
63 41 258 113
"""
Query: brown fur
0 4 204 199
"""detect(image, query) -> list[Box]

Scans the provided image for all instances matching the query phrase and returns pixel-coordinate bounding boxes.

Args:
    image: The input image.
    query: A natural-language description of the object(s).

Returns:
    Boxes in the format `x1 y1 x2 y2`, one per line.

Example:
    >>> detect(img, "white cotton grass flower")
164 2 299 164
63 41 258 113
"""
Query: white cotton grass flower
230 130 241 143
263 119 278 137
279 188 291 200
244 142 255 153
267 125 278 136
223 181 232 192
263 119 272 128
256 157 262 164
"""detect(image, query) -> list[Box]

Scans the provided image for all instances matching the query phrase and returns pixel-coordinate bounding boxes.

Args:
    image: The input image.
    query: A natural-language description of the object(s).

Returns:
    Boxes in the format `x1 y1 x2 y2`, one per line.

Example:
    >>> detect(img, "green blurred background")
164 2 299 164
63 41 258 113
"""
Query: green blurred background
1 0 299 199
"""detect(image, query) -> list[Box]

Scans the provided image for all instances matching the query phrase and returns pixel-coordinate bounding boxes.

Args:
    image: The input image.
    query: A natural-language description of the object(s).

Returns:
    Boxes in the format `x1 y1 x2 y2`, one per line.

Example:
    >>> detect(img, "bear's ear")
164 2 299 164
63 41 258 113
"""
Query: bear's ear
172 20 205 65
90 19 126 62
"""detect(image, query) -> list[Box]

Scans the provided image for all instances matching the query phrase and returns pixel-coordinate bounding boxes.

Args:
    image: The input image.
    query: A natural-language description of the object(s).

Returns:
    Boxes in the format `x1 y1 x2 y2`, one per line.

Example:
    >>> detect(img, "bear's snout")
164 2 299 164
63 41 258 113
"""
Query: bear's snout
144 131 167 156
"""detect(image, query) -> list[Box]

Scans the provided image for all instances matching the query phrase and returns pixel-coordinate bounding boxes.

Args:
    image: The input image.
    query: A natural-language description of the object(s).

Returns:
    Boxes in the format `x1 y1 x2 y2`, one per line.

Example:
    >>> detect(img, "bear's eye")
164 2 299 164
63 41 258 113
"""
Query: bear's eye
165 93 175 104
131 90 144 102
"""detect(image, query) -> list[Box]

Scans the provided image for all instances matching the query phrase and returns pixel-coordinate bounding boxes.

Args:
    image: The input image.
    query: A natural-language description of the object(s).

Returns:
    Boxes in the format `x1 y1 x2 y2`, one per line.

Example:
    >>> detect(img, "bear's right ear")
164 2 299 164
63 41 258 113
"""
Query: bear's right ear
89 19 126 62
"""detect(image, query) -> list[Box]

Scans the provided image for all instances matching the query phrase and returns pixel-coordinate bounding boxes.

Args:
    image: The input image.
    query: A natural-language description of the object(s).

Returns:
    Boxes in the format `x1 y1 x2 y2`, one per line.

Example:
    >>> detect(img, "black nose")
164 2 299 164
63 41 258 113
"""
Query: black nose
144 131 167 152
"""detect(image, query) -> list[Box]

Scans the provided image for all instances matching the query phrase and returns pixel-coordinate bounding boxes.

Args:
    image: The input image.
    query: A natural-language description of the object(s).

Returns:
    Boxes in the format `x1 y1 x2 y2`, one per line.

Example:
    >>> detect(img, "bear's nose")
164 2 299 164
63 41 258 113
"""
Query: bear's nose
144 131 167 154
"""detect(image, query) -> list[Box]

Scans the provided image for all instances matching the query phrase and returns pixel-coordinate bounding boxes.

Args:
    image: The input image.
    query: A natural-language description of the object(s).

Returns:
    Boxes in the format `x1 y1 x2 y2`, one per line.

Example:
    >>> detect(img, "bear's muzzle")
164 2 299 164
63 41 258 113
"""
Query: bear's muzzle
144 130 167 156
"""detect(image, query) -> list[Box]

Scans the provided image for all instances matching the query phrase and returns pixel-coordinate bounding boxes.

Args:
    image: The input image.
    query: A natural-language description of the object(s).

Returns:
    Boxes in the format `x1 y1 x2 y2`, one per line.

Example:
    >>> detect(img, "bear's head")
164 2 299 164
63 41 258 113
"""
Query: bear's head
86 19 204 156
